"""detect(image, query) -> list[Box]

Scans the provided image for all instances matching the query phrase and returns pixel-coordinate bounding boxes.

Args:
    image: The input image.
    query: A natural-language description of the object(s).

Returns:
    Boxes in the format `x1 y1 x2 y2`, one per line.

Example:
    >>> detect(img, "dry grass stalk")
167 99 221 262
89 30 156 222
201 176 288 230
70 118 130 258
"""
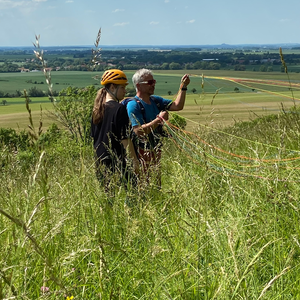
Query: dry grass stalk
231 239 276 299
0 269 18 297
226 229 240 280
0 205 66 292
90 28 102 71
279 47 295 104
257 266 290 299
211 88 221 105
33 35 56 103
24 89 43 143
279 48 287 74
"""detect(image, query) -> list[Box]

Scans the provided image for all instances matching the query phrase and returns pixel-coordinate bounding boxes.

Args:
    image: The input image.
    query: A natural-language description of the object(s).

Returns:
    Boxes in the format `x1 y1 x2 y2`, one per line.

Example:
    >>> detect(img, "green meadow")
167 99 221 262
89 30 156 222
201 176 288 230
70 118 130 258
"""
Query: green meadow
2 69 300 299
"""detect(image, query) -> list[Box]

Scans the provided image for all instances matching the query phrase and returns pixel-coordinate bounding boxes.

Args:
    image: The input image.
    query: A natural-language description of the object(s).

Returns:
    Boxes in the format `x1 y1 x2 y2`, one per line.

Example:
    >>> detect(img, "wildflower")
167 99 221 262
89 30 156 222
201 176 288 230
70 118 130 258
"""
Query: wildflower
40 286 49 293
66 296 74 300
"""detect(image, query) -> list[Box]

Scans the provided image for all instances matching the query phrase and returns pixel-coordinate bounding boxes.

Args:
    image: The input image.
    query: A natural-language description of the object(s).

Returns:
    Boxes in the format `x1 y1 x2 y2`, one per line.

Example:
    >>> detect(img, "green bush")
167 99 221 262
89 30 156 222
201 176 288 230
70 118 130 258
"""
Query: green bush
54 85 98 143
0 128 30 151
168 112 187 129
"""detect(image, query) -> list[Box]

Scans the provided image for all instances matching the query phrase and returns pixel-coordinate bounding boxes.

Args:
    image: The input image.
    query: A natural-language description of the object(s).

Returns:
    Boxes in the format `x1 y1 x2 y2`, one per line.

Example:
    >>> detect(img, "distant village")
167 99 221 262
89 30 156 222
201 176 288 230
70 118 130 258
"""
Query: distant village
1 47 298 74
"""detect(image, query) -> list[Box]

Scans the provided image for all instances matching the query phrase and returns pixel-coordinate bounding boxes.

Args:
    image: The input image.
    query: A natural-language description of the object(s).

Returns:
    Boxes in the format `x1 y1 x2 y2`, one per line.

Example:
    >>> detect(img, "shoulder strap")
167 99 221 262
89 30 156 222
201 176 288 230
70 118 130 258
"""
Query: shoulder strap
150 96 161 109
150 96 172 111
134 97 146 122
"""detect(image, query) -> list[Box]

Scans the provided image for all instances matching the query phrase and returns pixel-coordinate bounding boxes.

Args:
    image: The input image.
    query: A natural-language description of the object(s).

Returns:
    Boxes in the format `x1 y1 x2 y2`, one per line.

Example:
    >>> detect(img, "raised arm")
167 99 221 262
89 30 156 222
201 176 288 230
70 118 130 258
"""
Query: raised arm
169 74 190 111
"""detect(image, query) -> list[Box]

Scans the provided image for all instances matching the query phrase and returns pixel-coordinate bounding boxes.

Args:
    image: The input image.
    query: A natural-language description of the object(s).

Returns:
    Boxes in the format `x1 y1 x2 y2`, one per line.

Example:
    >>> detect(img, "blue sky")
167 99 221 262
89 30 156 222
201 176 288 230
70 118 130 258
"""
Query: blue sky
0 0 299 47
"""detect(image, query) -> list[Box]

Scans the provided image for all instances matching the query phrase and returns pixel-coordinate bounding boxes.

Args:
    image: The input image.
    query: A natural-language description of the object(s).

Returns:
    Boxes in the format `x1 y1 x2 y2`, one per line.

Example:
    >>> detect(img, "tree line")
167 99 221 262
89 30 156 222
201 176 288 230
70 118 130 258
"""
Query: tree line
1 48 300 73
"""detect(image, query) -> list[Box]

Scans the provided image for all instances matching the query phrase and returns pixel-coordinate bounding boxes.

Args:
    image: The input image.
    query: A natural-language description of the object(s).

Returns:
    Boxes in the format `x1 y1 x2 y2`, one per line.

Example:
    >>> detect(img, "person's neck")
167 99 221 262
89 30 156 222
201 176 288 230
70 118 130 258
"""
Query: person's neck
106 96 117 102
136 92 151 104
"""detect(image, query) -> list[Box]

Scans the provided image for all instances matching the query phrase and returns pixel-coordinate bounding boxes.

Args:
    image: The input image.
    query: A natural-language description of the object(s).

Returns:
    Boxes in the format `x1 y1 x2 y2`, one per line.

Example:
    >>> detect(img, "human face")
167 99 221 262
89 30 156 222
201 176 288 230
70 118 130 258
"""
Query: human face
115 84 127 100
137 75 156 95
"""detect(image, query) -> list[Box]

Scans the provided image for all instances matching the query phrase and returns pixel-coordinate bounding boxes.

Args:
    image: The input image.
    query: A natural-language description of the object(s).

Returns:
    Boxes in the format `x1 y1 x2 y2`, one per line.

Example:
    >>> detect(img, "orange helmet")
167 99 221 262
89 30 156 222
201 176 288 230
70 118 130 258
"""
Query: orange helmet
101 69 128 86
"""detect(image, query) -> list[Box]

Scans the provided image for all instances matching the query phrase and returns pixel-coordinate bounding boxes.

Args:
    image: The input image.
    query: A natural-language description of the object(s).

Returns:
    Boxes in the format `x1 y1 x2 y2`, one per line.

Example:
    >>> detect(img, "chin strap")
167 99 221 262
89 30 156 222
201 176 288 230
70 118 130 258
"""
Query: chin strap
105 86 121 102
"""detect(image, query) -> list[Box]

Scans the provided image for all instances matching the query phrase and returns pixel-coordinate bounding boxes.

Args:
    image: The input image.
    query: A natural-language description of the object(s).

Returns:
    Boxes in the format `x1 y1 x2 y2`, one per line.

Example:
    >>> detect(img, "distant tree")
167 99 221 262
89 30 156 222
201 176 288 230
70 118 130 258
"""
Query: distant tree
168 91 172 95
193 61 202 69
234 65 246 71
260 65 267 72
234 87 240 92
28 86 45 97
125 87 136 97
184 63 194 70
2 99 7 106
169 62 182 70
192 88 197 94
209 62 221 70
15 90 22 97
161 63 169 70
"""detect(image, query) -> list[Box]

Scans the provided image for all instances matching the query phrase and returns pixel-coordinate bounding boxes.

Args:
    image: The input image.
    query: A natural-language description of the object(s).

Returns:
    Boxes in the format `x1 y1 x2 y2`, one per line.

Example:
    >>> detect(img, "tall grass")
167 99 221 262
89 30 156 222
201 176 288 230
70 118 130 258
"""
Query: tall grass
1 103 300 299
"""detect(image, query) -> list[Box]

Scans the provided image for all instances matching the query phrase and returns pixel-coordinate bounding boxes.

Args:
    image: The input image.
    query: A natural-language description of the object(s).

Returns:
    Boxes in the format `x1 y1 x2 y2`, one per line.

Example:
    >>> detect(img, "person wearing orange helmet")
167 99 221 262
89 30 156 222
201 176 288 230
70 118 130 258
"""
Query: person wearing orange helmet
91 69 139 190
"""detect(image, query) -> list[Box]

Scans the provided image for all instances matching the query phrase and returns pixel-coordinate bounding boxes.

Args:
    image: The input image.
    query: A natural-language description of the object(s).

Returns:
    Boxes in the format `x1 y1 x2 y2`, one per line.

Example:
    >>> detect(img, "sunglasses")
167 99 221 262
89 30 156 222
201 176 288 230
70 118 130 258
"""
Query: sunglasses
139 79 156 85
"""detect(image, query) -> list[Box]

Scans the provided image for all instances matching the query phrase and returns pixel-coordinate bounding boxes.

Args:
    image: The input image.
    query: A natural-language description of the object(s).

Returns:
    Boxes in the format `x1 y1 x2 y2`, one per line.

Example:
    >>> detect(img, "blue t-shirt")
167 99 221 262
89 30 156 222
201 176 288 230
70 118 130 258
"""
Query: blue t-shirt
126 95 172 149
127 95 172 127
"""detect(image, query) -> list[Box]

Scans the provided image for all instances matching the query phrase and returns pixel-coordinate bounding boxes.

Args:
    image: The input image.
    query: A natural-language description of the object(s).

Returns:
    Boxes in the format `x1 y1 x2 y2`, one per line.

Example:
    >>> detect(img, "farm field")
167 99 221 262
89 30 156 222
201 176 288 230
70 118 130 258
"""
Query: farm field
1 70 299 130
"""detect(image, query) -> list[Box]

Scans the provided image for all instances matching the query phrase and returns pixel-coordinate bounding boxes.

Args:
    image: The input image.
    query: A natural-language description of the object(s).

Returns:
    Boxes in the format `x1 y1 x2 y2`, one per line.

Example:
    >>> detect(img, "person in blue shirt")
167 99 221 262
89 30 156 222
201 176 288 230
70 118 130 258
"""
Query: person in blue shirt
126 68 190 182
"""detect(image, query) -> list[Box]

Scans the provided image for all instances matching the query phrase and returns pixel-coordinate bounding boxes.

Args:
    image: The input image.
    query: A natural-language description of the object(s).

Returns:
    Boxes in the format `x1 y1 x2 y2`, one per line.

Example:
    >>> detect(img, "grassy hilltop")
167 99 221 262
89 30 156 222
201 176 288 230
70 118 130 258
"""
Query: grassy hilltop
1 68 300 298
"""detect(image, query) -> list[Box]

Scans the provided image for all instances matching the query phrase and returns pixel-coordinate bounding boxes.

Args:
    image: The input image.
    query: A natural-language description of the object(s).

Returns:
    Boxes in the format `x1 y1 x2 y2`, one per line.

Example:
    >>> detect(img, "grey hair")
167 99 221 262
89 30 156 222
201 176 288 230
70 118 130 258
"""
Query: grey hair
132 68 153 91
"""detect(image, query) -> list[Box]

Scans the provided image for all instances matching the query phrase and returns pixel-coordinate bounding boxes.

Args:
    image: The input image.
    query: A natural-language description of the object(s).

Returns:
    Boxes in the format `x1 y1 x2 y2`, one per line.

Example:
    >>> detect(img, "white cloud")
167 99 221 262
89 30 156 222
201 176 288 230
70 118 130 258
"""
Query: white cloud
0 0 27 9
113 22 129 26
165 0 170 3
0 0 47 9
66 0 74 3
279 19 290 23
112 8 124 13
150 21 159 25
187 19 195 23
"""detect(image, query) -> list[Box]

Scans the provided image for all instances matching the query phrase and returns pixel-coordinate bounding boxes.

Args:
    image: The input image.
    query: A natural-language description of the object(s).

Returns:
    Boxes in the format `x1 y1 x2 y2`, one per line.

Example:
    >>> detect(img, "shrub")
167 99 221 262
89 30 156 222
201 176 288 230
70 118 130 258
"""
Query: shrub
53 85 98 143
168 113 187 130
0 128 30 151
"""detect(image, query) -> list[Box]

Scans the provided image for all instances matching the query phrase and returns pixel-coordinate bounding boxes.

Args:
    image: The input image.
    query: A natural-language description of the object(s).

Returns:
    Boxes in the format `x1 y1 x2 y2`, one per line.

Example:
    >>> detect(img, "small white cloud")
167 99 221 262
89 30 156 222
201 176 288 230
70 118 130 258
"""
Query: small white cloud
0 0 43 10
66 0 74 3
165 0 170 3
187 19 195 23
150 21 159 25
44 25 54 30
280 18 290 23
112 8 125 13
114 22 129 26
